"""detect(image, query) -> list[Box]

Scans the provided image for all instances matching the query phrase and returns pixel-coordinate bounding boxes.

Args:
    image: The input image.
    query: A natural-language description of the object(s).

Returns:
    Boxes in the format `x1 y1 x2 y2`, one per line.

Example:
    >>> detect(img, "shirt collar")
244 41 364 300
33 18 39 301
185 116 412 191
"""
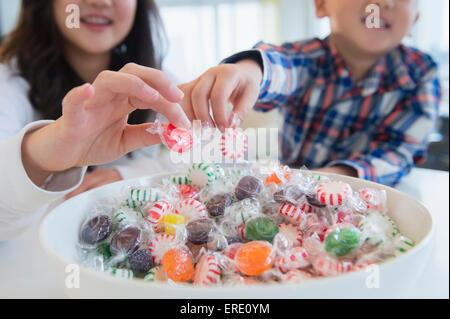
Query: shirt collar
324 37 416 96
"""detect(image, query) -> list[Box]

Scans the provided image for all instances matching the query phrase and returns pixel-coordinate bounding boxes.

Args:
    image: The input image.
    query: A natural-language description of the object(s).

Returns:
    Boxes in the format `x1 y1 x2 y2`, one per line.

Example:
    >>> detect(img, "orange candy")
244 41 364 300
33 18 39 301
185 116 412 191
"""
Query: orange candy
235 241 274 276
162 248 194 282
264 166 291 185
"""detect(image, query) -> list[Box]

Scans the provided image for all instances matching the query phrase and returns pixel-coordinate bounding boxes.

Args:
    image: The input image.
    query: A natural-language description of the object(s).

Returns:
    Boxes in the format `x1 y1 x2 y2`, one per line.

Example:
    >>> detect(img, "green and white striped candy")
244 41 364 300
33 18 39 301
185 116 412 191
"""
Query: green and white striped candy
393 235 414 255
113 208 137 226
108 268 134 279
124 198 142 209
130 187 160 202
211 163 225 180
171 175 191 185
359 213 399 246
143 266 161 282
187 163 216 188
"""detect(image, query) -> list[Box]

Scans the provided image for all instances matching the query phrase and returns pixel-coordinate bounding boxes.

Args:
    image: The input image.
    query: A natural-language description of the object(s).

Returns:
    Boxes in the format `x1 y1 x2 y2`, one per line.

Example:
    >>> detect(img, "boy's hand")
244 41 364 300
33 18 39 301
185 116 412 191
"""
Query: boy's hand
179 60 263 131
314 166 358 177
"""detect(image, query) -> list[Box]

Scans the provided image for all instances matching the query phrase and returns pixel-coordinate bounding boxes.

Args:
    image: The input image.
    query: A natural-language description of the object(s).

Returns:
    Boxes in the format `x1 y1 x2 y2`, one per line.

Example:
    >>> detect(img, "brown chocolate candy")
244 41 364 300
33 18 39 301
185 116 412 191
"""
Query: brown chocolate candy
206 193 233 217
110 226 141 255
235 176 263 201
80 215 113 245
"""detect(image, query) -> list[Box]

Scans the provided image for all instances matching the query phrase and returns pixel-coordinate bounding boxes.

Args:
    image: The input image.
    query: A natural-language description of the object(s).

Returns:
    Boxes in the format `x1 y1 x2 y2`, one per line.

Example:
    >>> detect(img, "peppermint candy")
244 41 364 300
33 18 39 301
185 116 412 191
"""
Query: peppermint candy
275 247 311 273
316 181 352 206
298 200 318 214
359 188 386 212
163 123 193 153
359 213 399 246
312 254 353 277
129 187 160 203
145 200 173 225
219 129 247 160
113 207 138 226
148 233 179 265
193 254 221 286
176 199 208 222
279 204 304 225
188 163 216 188
277 223 303 247
171 175 191 185
211 163 225 180
107 268 133 279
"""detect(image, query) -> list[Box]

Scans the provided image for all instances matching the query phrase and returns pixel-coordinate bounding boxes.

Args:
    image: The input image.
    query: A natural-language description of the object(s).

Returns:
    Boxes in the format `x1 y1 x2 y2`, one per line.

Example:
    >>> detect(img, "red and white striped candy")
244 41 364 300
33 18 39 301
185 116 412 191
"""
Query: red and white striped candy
279 204 304 225
237 224 247 241
312 254 353 277
316 181 352 206
145 200 173 225
277 224 303 247
193 254 221 286
282 270 313 283
219 129 248 160
298 200 318 214
175 199 207 222
353 261 373 272
275 246 311 273
148 233 178 265
359 188 382 211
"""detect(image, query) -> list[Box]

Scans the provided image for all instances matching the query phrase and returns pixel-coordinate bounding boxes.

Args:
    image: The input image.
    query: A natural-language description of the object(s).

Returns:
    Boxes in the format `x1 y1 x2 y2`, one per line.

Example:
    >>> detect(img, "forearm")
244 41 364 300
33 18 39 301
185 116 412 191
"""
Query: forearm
0 121 87 240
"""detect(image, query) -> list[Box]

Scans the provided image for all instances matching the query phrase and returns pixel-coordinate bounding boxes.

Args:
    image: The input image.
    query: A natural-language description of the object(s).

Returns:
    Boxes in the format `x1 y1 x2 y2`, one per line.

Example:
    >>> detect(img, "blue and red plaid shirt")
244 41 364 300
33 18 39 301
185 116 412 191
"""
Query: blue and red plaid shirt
228 37 441 186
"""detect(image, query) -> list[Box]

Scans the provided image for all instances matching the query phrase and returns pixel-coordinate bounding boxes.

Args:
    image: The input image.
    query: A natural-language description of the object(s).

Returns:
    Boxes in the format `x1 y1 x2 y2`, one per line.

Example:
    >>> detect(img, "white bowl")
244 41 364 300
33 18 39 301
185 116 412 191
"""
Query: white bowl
39 172 434 299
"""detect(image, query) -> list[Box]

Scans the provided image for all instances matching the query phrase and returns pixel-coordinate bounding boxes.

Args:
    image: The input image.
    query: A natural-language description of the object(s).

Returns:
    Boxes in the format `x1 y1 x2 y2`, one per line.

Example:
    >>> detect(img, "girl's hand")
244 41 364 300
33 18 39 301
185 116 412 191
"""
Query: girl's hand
179 59 263 132
22 63 191 185
64 168 123 200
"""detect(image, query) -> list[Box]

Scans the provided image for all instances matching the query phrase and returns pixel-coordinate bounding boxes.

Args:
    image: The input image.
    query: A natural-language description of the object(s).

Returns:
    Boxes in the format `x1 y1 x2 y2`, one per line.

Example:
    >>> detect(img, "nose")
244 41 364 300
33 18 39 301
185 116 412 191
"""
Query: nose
83 0 113 8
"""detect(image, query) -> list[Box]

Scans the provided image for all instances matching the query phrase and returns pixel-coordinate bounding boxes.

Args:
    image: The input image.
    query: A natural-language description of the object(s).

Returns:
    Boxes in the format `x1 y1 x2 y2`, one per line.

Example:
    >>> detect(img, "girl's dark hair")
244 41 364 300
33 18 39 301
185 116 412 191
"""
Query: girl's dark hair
0 0 166 125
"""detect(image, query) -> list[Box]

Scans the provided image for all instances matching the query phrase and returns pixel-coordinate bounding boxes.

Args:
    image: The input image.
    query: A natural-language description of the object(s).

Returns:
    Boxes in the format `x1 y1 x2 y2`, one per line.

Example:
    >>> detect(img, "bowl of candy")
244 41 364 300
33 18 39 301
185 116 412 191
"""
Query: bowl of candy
40 163 434 298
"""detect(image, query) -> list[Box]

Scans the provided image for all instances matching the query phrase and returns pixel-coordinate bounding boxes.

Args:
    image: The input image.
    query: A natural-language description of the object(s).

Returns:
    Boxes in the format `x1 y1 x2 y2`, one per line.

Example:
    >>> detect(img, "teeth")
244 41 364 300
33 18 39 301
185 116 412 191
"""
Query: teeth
82 17 110 25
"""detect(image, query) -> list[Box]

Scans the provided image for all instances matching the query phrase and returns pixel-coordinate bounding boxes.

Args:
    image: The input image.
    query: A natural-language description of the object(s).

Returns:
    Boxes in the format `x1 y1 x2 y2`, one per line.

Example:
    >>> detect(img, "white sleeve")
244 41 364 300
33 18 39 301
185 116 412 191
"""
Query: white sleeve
0 121 87 241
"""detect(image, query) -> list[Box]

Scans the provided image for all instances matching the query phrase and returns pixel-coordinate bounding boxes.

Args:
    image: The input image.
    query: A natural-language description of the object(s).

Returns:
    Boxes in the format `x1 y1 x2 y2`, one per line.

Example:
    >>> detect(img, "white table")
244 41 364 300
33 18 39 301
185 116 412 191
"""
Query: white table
0 168 448 299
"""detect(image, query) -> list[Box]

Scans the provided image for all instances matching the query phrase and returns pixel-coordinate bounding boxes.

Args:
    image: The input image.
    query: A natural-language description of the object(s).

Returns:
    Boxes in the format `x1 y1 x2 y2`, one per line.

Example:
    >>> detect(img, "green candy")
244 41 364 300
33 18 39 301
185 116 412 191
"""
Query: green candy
325 228 360 257
245 217 279 243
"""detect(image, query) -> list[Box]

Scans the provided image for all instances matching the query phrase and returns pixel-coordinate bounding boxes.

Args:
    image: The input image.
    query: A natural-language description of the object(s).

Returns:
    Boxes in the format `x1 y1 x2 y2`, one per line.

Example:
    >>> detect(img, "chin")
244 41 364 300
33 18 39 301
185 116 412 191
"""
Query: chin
356 37 397 56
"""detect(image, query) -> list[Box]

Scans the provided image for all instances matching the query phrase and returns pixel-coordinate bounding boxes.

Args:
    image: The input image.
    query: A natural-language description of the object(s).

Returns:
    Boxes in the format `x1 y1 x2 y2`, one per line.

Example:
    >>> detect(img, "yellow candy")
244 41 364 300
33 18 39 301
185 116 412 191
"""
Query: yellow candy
161 213 185 236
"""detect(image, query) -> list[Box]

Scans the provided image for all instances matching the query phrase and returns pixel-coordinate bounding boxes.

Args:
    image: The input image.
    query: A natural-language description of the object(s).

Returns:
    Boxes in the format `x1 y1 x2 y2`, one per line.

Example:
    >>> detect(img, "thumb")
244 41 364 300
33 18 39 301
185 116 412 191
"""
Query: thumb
120 123 163 155
62 83 95 114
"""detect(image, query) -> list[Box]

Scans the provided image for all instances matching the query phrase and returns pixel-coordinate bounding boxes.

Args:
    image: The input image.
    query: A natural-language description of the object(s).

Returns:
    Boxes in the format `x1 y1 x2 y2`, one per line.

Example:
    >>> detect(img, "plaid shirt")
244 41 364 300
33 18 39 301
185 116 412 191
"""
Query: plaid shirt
231 37 441 186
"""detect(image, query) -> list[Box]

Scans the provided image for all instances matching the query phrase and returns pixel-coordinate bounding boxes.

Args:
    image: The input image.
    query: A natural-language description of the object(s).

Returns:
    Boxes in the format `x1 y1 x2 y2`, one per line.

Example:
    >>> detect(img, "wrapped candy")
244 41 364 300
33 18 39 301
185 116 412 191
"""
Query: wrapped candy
78 162 414 286
235 241 274 276
193 254 221 286
80 215 113 246
162 248 195 282
147 118 193 154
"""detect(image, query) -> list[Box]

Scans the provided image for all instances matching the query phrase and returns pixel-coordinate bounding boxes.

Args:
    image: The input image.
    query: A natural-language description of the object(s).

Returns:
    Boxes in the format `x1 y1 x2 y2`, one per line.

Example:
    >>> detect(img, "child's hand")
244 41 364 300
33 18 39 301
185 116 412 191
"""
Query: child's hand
22 63 190 185
179 60 263 131
314 166 358 177
64 168 123 200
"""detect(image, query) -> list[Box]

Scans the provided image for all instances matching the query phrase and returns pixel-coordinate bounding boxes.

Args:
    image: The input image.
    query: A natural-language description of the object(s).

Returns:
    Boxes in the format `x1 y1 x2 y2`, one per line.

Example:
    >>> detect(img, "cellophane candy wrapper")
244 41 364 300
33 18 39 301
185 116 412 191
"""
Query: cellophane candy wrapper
77 161 414 285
